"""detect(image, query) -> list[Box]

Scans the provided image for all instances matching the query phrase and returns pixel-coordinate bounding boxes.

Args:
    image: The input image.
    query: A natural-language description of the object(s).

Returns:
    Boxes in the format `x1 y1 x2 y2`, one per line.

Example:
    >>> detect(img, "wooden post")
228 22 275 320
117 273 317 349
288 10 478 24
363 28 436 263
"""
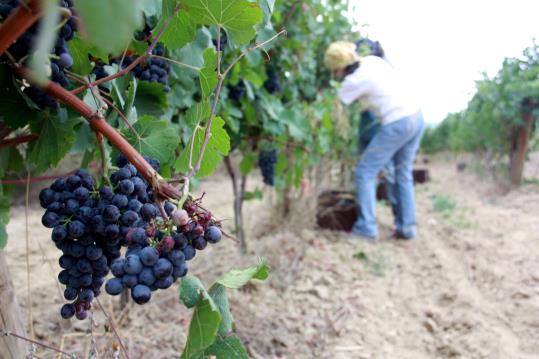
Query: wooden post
0 251 27 358
510 112 534 186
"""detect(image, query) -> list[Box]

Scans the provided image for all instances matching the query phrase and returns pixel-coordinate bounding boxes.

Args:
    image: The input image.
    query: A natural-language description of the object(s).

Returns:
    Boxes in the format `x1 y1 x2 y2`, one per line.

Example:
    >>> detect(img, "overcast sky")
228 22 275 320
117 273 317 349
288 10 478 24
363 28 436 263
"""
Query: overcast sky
349 0 538 124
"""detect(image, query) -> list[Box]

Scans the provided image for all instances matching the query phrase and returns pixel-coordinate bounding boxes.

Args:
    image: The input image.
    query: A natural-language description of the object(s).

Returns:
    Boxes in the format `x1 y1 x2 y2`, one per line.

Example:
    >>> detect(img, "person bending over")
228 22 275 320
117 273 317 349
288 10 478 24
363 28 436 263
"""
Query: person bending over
325 41 425 240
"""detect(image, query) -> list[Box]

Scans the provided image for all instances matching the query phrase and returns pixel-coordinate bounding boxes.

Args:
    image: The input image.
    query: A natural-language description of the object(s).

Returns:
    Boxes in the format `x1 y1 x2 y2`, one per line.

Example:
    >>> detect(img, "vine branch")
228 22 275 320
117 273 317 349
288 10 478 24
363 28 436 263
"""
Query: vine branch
95 298 131 359
187 29 286 178
150 54 200 72
0 0 41 57
0 330 74 358
0 134 38 148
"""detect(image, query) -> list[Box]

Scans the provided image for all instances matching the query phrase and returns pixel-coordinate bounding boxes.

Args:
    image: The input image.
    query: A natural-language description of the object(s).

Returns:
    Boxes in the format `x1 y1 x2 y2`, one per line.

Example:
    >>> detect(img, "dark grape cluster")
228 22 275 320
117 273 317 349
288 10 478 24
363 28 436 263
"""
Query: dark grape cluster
263 69 281 94
39 169 117 320
0 0 77 110
212 31 228 52
90 59 109 81
228 80 246 102
40 155 223 319
134 22 153 42
122 43 171 92
104 157 222 304
258 149 277 186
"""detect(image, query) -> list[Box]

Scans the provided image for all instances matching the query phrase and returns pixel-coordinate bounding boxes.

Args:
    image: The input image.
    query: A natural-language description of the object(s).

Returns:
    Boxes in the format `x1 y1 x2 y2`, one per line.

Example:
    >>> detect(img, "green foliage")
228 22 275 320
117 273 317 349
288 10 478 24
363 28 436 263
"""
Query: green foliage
183 0 263 45
159 7 197 50
179 259 269 359
27 110 81 173
176 116 231 177
72 0 144 54
120 116 180 167
202 335 250 358
432 194 456 215
422 42 539 157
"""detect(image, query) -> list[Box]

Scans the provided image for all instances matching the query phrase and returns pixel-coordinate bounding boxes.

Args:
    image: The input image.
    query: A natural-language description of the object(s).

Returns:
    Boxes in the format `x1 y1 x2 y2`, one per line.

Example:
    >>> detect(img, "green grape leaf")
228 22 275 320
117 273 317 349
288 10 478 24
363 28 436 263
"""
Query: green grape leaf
202 335 249 359
173 27 212 69
0 147 25 175
215 258 268 289
0 66 38 128
180 291 221 359
68 36 109 76
160 0 197 50
141 0 162 18
207 284 232 336
239 152 256 175
182 0 263 45
176 116 230 177
179 275 206 308
282 107 310 141
73 0 144 54
184 101 211 127
199 48 218 98
243 189 263 201
243 68 264 88
133 81 169 118
120 116 180 167
259 0 275 25
27 110 80 173
169 78 197 108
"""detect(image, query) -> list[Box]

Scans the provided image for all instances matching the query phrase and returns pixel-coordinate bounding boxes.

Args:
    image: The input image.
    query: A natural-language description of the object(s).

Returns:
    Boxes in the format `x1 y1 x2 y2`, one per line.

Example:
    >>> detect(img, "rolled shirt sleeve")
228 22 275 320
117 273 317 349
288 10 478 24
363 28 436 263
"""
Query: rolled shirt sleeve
338 73 371 105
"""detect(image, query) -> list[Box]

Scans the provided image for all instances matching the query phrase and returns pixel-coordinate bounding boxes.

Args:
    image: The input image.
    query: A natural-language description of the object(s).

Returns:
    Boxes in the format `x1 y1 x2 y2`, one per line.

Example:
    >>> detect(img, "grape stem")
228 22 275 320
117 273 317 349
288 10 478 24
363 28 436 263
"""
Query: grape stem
95 298 131 359
0 330 75 358
64 71 141 140
149 54 200 72
217 25 222 76
0 134 38 148
157 201 169 221
187 29 287 178
0 0 41 57
70 3 182 95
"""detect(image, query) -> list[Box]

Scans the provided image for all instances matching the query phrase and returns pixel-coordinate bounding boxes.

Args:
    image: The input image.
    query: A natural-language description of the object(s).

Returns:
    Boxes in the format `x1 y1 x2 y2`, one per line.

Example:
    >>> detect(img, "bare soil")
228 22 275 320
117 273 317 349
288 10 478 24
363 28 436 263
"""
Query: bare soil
3 155 539 359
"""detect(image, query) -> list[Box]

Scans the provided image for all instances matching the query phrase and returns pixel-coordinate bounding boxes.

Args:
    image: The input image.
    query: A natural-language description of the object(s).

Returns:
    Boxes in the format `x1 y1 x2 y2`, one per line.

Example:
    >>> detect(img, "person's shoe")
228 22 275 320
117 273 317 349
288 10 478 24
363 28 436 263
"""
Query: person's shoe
349 230 378 243
392 231 414 240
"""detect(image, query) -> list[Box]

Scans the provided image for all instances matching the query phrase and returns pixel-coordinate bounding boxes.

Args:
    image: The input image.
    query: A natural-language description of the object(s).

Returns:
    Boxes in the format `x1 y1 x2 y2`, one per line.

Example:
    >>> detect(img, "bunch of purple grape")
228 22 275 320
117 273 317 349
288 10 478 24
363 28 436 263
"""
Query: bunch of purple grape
258 149 278 186
263 69 281 94
104 157 222 305
228 80 246 102
121 43 171 92
39 169 119 320
39 155 222 319
0 0 78 110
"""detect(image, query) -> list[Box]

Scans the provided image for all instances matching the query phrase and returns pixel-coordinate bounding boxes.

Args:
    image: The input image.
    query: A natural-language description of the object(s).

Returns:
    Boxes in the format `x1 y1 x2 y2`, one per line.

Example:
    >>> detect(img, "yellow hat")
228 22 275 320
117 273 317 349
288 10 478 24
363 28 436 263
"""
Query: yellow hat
324 41 359 71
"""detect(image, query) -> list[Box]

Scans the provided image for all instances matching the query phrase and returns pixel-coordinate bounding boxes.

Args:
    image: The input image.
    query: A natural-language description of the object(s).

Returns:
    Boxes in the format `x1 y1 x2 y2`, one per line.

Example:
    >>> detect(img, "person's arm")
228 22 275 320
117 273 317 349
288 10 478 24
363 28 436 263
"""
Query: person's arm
338 72 371 105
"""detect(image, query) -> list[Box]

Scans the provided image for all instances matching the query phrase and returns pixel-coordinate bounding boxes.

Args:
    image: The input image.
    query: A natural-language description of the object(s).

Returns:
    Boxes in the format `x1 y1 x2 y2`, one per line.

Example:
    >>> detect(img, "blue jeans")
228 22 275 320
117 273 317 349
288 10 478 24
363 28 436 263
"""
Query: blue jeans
353 112 425 238
358 111 400 231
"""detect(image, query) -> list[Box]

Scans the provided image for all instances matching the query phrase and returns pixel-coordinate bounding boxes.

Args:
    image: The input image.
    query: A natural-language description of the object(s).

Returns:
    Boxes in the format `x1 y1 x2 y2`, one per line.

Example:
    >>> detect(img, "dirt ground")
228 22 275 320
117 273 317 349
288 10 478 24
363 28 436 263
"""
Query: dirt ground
3 154 539 359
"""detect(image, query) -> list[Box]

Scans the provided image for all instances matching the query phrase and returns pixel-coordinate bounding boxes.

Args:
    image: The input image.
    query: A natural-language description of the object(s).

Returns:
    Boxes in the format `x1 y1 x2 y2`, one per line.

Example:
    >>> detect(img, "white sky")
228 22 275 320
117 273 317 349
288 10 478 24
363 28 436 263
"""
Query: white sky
350 0 539 124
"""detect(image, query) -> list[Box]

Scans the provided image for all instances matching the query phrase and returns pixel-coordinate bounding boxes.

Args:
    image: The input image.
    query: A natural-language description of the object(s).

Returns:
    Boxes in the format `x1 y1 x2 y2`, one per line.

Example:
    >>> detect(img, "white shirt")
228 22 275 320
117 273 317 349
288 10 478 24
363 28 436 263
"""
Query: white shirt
338 56 420 125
